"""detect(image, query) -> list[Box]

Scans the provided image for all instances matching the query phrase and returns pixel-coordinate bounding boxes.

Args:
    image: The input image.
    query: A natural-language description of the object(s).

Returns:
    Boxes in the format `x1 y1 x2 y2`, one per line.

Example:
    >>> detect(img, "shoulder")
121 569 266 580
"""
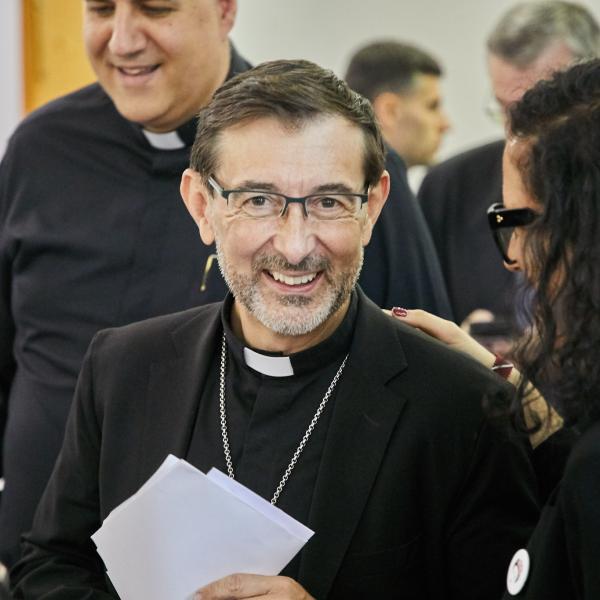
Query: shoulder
397 317 508 411
4 84 121 155
421 140 505 189
357 293 510 410
13 84 110 133
90 303 221 366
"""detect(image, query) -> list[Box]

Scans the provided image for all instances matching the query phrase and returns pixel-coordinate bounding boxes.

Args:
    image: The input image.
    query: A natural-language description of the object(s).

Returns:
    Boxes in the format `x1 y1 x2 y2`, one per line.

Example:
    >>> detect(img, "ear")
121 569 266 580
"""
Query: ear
361 169 390 247
371 92 402 129
217 0 237 37
180 168 216 246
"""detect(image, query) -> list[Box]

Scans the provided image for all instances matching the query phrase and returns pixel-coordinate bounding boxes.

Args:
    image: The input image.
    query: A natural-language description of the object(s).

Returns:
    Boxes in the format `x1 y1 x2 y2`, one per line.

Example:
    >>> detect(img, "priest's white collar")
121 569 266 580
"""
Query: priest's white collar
142 129 185 150
242 347 294 377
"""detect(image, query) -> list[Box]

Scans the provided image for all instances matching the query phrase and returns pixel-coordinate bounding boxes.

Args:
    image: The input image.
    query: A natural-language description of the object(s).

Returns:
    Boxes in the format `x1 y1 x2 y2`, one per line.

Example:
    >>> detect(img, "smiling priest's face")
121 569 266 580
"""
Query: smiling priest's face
83 0 236 132
181 114 388 349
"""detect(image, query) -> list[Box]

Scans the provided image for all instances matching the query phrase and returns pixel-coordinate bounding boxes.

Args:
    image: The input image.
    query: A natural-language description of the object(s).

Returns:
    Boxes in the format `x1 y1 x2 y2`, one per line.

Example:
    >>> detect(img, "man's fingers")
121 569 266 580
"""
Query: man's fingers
389 307 459 343
196 573 266 599
196 573 312 600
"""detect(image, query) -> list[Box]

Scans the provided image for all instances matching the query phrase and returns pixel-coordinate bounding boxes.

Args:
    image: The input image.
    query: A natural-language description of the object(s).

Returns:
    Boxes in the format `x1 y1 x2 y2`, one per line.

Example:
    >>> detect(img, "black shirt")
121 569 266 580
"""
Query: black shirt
187 292 358 577
0 47 252 566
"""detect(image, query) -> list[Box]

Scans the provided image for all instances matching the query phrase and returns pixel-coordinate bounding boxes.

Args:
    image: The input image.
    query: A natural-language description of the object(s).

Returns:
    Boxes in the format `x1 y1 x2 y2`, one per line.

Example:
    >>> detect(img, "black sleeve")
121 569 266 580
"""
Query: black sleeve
10 333 116 598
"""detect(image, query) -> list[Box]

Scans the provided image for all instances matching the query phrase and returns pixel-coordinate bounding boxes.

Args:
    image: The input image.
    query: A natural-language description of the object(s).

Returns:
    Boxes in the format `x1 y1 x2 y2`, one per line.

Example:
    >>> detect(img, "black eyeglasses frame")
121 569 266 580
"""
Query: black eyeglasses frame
207 176 369 219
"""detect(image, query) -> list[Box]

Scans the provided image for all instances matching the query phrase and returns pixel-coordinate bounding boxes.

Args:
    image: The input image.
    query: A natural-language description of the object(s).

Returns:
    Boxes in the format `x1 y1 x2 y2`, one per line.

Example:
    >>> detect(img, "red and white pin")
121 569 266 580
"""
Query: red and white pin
506 548 530 595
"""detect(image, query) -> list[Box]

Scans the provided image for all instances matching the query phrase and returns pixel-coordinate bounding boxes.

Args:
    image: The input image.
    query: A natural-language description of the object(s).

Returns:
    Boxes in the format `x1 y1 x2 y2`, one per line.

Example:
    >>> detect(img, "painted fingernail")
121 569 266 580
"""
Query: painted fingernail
392 307 408 317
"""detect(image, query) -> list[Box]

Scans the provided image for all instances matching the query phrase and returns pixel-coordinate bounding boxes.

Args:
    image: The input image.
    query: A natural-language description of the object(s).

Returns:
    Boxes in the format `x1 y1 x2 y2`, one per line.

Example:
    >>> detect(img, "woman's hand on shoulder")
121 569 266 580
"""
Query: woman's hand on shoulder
386 307 496 369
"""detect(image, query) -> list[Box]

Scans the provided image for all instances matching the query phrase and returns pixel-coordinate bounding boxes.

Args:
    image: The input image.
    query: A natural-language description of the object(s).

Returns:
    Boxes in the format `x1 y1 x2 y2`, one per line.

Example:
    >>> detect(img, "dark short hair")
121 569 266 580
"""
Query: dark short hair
189 59 385 189
487 1 600 68
344 40 443 102
507 59 600 427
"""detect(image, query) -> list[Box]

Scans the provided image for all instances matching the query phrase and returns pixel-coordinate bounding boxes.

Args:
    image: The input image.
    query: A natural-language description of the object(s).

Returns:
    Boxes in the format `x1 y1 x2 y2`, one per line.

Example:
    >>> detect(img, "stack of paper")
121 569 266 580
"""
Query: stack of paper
92 455 314 600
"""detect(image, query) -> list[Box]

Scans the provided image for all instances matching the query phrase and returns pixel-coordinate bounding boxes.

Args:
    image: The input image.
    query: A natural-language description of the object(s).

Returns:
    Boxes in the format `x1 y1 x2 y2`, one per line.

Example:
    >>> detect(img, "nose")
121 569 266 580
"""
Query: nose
439 110 451 133
271 204 318 266
503 234 522 272
108 6 147 57
504 259 521 272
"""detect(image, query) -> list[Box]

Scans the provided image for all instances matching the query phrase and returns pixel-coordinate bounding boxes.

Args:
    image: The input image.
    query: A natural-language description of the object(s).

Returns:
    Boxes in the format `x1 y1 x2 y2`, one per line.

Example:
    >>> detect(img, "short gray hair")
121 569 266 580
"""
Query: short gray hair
487 1 600 68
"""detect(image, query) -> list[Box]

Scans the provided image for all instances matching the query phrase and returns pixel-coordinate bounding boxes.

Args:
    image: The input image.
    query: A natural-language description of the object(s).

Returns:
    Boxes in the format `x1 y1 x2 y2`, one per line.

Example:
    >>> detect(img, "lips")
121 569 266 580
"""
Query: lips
268 270 318 286
116 65 159 76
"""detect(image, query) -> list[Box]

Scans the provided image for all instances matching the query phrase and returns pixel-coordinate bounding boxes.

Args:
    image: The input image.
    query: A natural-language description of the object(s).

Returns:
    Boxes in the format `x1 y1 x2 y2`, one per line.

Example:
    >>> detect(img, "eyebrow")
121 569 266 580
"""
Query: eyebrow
134 0 177 4
231 181 359 194
94 0 178 5
84 0 178 4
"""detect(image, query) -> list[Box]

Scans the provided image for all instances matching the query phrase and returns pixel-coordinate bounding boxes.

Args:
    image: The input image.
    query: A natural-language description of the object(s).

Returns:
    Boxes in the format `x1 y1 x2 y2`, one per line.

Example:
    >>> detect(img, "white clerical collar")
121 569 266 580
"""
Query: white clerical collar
142 129 185 150
243 347 294 377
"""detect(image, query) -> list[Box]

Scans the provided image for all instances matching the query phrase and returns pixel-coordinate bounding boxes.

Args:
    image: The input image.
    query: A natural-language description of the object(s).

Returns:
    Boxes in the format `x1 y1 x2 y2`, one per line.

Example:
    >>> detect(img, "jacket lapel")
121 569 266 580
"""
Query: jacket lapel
298 291 409 598
139 304 222 480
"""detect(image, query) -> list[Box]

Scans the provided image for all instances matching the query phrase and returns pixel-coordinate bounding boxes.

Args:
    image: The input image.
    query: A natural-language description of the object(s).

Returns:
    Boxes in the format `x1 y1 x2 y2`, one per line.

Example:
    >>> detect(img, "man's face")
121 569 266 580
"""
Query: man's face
83 0 236 132
376 74 450 167
487 41 574 118
181 115 388 347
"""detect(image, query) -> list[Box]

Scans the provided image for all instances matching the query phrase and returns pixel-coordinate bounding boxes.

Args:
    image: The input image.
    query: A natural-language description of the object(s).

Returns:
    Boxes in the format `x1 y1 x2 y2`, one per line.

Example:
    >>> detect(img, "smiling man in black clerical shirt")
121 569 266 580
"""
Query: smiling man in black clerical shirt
11 60 539 600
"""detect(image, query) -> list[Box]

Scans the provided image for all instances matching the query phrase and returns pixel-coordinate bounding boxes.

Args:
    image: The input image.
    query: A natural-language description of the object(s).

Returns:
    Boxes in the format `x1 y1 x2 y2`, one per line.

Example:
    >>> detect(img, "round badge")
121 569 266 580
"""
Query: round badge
506 548 530 595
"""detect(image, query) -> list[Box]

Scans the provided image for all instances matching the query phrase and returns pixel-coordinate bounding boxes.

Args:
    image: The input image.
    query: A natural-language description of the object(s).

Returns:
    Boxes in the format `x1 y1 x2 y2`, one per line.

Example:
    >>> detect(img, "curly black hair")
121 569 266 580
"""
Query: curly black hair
507 58 600 429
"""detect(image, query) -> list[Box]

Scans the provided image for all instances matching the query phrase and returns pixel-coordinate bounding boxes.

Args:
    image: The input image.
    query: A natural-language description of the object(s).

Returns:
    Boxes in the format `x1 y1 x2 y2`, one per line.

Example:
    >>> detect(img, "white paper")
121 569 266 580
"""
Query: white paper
91 455 314 600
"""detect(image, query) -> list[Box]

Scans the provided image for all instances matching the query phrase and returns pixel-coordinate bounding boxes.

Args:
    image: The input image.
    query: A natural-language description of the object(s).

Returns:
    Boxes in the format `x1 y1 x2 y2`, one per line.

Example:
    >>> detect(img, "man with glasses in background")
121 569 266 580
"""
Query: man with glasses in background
11 60 538 600
419 1 600 330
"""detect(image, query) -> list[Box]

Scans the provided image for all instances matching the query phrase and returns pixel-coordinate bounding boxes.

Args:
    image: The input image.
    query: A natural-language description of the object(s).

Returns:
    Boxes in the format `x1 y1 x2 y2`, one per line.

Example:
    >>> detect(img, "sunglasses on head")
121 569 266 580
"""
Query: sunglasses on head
487 202 538 265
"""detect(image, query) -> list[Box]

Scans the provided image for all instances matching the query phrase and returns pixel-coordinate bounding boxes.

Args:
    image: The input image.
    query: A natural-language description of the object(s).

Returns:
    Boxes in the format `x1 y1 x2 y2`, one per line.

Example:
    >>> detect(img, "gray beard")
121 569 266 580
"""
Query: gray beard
215 242 363 336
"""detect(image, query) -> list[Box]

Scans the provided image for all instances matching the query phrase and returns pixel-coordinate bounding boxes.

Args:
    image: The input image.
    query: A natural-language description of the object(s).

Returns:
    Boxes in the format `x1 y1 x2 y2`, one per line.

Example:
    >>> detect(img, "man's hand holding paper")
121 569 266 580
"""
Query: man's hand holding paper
92 456 313 600
195 573 314 600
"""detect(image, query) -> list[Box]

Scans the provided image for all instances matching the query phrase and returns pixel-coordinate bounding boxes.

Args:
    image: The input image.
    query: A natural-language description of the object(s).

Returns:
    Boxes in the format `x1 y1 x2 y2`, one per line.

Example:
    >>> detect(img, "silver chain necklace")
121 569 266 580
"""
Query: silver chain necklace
219 333 348 505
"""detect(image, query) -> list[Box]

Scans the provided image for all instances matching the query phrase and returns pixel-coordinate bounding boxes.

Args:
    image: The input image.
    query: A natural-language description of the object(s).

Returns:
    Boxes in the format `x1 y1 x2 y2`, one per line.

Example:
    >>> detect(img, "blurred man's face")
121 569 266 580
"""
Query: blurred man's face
487 41 574 118
83 0 236 132
375 74 450 168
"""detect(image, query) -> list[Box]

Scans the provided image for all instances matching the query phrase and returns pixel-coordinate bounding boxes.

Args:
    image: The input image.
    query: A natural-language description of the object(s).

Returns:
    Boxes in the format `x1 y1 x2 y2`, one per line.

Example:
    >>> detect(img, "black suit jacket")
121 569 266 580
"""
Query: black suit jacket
11 289 538 599
419 140 520 324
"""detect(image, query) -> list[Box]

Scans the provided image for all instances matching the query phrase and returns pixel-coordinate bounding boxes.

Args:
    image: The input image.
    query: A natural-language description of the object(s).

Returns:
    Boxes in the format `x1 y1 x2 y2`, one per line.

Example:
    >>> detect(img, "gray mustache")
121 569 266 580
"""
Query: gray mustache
253 254 330 273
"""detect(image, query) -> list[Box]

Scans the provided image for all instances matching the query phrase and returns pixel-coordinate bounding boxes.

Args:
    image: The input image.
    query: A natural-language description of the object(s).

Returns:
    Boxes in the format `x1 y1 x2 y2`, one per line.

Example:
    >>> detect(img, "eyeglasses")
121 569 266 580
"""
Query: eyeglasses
487 202 538 264
484 95 505 124
207 176 369 221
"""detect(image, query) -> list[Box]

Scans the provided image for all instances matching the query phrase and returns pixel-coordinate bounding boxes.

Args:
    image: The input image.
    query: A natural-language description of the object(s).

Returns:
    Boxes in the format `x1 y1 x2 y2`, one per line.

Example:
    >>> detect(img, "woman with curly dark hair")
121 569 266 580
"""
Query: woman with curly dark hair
391 58 600 599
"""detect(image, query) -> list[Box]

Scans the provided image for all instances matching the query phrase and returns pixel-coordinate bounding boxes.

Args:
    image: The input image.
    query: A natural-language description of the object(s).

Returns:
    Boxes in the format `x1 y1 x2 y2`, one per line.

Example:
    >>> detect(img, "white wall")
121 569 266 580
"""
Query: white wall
1 1 599 161
231 0 600 161
0 2 22 157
